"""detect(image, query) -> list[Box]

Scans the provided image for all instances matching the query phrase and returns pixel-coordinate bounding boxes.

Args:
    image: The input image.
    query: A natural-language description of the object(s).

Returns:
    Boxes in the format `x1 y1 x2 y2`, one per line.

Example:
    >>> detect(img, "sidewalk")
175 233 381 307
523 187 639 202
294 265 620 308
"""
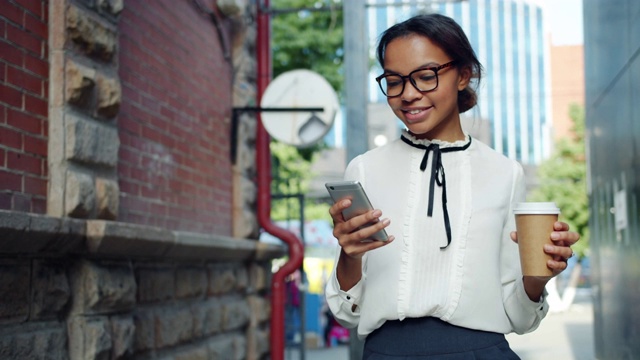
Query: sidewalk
288 300 595 360
507 301 595 359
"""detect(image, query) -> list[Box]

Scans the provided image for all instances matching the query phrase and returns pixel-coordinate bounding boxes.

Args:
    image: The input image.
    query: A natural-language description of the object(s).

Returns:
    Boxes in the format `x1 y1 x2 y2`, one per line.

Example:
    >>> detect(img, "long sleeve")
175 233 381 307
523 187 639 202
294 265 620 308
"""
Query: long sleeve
324 257 365 329
324 156 367 329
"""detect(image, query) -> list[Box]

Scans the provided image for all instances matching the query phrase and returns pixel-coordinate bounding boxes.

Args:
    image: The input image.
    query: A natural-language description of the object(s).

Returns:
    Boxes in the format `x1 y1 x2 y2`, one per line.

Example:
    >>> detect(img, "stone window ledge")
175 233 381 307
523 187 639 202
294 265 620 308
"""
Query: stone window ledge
0 210 285 261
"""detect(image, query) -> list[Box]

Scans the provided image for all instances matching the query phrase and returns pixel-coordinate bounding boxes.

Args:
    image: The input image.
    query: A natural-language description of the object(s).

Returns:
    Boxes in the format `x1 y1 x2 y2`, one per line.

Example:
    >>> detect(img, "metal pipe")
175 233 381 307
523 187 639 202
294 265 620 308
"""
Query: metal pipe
256 1 305 359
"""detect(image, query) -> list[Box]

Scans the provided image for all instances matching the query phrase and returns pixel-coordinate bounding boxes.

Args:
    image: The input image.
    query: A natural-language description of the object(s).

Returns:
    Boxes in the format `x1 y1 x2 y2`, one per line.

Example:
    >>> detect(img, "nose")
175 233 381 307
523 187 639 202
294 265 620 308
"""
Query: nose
400 79 422 102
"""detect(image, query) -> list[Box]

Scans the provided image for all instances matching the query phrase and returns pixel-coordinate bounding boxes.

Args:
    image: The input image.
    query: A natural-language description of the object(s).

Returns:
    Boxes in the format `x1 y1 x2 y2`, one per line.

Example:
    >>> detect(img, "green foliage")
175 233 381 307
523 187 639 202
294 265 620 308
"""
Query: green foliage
529 104 589 257
270 141 332 222
271 0 344 95
270 141 312 196
268 0 342 223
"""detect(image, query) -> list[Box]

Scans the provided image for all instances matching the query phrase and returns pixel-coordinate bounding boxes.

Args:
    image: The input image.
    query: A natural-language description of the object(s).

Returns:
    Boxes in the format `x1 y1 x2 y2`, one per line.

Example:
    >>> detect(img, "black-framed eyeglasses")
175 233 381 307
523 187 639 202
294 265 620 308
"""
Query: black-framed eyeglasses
375 60 457 97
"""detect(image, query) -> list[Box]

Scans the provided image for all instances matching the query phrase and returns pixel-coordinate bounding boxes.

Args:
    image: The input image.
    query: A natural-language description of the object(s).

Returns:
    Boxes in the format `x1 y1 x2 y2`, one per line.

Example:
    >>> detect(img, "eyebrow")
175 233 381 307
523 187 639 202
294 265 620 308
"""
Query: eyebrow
382 62 442 75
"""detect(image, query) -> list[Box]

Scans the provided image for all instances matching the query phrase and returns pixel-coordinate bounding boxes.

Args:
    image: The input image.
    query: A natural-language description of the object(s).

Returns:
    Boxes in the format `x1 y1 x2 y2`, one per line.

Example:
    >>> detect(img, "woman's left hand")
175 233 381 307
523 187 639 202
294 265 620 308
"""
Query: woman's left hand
510 221 580 277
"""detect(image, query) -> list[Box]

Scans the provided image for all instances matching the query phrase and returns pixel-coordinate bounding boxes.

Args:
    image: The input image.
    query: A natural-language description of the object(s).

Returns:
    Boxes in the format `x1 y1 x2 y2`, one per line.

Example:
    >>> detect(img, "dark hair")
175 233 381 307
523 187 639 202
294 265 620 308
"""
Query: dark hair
376 13 482 113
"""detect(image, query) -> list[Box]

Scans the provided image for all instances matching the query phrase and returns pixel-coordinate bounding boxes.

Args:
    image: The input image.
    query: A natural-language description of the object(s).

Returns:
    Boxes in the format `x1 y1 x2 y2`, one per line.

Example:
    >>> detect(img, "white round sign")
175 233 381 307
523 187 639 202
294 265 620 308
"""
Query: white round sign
260 69 339 147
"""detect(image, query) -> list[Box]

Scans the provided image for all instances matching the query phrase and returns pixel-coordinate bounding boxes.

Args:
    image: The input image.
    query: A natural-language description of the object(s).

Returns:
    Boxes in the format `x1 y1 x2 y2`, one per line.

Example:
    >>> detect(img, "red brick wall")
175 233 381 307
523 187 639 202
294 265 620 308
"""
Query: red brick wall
550 45 585 140
118 0 234 234
0 0 49 214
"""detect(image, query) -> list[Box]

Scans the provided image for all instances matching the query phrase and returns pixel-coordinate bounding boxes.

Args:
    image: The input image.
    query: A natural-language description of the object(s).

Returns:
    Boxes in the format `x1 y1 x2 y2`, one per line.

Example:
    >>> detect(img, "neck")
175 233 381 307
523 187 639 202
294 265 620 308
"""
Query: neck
408 121 466 142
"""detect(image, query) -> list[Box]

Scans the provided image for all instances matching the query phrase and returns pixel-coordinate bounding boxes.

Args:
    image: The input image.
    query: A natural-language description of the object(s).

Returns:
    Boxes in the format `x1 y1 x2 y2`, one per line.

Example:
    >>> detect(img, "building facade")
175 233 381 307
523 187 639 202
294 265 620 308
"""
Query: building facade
367 0 551 165
584 1 640 358
0 1 282 359
549 44 585 140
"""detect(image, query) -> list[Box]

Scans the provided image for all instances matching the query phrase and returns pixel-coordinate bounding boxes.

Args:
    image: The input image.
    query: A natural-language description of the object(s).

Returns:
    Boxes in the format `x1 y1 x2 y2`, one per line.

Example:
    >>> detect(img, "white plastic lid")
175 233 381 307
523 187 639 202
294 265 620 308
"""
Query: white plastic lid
513 202 561 215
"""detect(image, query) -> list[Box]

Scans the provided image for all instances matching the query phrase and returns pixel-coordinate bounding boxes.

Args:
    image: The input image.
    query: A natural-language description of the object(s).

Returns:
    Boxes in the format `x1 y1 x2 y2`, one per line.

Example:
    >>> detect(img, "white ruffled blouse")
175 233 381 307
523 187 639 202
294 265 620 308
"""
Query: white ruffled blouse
325 131 548 339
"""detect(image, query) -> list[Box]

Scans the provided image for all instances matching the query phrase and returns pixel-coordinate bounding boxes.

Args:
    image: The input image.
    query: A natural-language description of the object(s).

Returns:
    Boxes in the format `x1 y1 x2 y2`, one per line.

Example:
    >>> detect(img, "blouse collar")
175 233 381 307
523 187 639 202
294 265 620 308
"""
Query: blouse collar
401 129 472 149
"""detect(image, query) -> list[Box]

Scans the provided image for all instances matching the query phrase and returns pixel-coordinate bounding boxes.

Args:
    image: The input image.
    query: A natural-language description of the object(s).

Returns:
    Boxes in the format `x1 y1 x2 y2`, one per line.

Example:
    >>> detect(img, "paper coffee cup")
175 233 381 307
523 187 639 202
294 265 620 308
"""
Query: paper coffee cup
514 202 561 277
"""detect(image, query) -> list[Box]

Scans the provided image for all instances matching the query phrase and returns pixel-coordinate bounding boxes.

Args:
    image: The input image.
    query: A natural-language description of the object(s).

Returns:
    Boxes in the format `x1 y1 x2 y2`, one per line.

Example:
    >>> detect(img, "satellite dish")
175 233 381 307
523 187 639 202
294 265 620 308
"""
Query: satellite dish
261 69 339 147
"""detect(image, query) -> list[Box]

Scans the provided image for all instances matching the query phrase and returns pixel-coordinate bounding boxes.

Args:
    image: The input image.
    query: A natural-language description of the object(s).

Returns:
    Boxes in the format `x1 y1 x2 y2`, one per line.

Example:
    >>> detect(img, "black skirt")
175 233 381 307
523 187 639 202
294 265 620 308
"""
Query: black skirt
363 317 520 359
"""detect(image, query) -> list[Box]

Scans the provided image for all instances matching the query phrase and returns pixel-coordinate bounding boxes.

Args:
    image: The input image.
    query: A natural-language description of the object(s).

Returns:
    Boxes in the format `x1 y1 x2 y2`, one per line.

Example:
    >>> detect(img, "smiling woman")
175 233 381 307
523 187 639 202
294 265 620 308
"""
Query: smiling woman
325 13 581 360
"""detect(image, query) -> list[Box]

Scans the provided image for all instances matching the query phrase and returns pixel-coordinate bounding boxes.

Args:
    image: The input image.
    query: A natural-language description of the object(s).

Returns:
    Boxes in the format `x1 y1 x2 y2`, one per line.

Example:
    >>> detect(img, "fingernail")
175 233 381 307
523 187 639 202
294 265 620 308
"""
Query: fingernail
382 218 390 226
544 244 553 251
372 209 382 217
341 200 350 207
550 232 559 240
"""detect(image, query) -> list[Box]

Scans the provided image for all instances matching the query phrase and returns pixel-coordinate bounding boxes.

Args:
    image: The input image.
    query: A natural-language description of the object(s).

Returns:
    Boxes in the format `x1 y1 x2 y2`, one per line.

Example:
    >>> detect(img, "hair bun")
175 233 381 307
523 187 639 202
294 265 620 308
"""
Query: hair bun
458 87 477 113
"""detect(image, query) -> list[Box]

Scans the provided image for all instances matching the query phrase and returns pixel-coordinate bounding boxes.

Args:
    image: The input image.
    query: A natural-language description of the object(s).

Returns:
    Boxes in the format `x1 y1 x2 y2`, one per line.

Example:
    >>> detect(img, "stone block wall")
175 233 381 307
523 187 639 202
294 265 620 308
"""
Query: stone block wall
44 0 256 236
0 210 283 359
0 0 278 359
48 0 122 220
2 0 261 238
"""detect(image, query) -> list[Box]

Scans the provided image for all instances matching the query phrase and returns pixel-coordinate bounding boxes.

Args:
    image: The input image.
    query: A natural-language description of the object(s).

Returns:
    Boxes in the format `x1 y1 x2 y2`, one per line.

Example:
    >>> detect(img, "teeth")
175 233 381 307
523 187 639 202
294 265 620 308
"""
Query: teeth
408 110 421 115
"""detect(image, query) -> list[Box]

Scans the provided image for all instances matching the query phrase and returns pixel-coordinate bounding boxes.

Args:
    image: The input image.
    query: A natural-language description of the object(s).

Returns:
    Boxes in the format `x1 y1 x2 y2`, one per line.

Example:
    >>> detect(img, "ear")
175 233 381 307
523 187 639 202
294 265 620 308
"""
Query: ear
457 66 472 91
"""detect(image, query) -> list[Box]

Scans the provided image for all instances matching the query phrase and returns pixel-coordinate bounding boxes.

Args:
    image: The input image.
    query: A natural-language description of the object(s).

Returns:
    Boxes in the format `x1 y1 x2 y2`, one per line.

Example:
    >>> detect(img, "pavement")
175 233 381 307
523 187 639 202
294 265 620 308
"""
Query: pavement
285 293 595 360
506 301 595 360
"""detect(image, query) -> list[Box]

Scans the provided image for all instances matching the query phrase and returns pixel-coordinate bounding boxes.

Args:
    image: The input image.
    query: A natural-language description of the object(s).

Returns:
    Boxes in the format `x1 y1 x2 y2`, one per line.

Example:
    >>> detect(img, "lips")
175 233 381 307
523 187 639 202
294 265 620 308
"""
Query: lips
402 106 433 123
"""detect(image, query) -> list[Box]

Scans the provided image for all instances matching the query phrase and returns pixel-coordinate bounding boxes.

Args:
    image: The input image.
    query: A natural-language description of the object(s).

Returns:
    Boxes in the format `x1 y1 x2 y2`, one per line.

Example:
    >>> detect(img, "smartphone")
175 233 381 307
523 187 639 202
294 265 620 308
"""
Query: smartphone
325 180 389 242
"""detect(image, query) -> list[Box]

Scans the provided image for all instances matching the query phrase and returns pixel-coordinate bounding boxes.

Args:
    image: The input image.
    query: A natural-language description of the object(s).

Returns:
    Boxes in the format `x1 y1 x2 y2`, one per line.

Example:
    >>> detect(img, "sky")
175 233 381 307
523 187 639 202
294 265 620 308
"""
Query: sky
535 0 584 45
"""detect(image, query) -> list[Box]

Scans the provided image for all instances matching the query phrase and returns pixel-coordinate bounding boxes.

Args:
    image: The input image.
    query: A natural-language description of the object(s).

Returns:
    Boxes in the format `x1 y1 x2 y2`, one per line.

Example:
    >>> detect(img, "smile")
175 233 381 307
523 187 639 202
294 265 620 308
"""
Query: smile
402 106 432 117
401 107 433 124
403 106 432 114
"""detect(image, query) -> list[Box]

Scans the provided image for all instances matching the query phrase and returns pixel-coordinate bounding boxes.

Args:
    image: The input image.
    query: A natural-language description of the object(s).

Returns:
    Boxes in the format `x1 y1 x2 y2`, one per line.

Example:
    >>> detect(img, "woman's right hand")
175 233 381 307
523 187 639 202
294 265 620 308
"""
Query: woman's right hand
329 198 395 260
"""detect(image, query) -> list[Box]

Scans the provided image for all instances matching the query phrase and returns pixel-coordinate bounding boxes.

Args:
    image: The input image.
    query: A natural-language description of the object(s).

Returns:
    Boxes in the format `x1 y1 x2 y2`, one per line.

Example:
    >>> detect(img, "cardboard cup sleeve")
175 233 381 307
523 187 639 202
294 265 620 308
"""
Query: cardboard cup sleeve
514 202 561 277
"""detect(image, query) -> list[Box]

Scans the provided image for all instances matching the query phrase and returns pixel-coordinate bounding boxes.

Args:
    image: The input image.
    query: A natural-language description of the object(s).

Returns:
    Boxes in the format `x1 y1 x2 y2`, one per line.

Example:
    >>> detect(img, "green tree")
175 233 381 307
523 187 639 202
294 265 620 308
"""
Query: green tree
270 141 331 222
271 0 344 94
268 0 343 223
529 104 589 257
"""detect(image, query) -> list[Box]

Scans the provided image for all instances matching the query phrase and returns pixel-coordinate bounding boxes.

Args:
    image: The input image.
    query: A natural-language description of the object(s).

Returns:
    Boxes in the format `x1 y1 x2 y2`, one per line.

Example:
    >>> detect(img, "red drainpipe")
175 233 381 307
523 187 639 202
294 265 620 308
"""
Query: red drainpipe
256 1 305 359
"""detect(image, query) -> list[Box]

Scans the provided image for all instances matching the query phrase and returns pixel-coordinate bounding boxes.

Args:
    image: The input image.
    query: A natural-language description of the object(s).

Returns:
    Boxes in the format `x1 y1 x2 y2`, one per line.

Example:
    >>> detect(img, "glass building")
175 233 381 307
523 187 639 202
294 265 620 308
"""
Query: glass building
367 0 550 164
584 1 640 358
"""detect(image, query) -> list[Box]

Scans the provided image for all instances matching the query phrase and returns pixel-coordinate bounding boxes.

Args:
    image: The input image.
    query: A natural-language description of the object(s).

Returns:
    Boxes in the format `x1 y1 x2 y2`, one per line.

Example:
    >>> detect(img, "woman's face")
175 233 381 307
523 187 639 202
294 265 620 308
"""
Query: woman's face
382 34 470 141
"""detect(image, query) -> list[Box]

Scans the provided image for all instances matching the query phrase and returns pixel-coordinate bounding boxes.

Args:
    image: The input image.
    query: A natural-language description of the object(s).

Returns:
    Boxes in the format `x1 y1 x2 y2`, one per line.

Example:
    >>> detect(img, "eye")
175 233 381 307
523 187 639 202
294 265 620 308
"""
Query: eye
385 76 403 87
415 70 437 82
419 74 436 81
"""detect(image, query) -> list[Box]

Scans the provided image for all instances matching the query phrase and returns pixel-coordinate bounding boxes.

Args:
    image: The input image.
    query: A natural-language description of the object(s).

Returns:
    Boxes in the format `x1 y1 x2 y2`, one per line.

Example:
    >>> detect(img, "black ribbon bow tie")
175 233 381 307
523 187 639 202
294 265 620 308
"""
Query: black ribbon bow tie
400 135 472 249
